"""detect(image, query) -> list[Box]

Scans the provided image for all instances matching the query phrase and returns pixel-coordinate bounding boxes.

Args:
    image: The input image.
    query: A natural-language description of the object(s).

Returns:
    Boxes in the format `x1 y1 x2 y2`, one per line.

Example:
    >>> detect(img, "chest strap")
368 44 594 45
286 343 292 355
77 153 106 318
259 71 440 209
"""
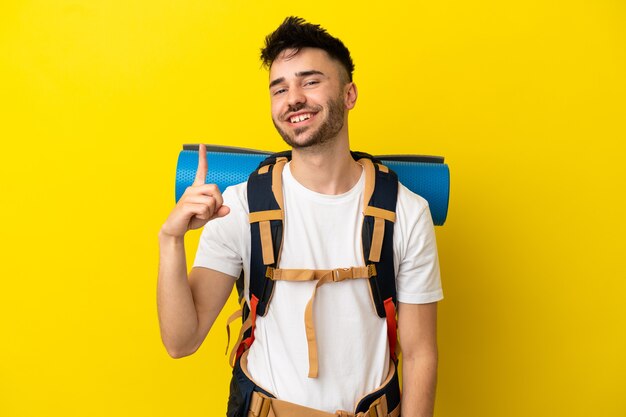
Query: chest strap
265 265 377 378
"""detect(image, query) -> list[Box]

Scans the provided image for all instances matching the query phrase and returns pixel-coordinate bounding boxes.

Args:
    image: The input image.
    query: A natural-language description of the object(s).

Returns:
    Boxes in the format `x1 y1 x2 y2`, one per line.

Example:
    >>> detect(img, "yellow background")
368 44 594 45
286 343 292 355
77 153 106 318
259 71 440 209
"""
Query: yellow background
1 1 625 416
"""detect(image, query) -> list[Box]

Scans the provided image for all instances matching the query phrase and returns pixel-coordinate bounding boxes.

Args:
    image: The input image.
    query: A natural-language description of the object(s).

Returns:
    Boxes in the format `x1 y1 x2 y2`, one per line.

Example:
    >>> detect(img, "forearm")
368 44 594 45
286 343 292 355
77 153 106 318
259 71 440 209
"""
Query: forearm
400 349 438 417
157 231 200 357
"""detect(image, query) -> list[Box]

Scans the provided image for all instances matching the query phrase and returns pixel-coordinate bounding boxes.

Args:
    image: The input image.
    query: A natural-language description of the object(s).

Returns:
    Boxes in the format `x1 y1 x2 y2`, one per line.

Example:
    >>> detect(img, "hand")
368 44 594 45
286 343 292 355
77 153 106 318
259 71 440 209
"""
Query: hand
160 144 230 238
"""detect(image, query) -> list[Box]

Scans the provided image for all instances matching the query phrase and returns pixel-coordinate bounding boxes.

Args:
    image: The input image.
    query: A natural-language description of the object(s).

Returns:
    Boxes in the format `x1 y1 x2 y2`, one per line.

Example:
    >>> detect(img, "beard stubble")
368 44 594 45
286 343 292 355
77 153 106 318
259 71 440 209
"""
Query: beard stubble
273 94 345 150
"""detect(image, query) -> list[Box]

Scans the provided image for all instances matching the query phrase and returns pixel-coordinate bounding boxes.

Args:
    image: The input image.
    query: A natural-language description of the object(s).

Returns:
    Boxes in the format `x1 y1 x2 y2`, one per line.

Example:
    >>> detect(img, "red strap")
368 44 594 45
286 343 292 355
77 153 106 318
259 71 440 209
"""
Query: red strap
384 297 398 362
236 294 259 360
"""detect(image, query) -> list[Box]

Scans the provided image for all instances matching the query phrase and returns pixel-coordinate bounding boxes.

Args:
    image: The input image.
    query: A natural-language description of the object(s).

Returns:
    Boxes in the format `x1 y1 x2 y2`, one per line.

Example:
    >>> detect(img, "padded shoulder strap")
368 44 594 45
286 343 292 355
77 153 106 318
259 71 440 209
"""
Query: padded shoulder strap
247 156 288 317
359 157 399 318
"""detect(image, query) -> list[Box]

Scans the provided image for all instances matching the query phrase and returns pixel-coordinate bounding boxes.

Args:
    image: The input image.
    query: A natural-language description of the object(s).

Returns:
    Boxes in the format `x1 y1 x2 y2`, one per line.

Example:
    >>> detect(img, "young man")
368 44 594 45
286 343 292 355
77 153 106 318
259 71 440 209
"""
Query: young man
158 17 442 417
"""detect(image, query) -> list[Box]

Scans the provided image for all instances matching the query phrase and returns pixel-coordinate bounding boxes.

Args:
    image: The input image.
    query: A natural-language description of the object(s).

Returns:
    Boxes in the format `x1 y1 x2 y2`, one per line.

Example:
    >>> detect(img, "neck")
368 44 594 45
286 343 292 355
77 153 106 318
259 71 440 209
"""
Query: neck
289 134 362 195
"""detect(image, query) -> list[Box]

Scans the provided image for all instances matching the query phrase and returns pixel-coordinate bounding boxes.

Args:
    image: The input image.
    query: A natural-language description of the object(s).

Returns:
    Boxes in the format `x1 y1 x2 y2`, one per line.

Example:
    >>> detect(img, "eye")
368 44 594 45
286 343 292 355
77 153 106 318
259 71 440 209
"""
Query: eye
304 80 319 87
272 88 287 96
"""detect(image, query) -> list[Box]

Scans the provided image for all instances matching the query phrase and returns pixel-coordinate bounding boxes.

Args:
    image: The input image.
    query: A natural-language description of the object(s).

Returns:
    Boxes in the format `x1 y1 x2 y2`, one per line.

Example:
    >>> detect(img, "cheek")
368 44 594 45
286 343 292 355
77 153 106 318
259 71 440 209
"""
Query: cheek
270 100 282 119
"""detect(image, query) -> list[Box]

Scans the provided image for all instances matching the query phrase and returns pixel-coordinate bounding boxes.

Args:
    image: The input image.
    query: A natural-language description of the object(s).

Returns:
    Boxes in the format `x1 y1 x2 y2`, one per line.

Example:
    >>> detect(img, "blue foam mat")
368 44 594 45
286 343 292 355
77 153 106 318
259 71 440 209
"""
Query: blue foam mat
176 148 449 225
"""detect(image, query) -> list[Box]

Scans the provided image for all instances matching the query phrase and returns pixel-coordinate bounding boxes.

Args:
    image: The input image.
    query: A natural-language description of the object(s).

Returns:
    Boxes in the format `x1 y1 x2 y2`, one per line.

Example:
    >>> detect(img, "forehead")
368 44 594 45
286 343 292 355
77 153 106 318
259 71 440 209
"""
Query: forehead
269 47 343 81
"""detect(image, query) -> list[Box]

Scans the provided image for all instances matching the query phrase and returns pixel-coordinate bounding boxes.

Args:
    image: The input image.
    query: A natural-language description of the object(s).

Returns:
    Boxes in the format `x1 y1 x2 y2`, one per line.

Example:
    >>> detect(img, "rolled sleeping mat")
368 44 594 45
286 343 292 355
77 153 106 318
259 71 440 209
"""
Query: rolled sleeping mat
176 144 450 225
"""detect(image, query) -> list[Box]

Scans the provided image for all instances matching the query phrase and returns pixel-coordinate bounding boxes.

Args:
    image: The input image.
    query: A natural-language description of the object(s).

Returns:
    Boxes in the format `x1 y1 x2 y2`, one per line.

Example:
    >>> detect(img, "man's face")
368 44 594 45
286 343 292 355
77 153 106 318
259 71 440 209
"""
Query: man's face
269 48 351 149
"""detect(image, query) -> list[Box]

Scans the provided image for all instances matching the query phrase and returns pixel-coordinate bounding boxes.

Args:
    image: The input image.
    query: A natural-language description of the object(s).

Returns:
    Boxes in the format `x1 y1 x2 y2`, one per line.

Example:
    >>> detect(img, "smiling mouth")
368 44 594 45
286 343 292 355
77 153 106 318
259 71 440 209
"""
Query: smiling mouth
289 113 314 124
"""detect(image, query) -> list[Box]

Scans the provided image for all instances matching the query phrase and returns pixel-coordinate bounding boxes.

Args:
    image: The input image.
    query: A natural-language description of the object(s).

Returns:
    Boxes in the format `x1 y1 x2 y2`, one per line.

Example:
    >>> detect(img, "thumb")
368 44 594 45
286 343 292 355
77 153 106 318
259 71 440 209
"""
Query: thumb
211 205 230 220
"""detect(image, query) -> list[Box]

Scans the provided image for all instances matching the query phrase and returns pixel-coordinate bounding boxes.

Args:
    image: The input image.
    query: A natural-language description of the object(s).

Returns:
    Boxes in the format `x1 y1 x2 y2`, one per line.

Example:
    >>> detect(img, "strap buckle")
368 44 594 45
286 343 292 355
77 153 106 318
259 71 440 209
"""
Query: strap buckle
367 393 389 417
332 268 351 282
249 392 271 417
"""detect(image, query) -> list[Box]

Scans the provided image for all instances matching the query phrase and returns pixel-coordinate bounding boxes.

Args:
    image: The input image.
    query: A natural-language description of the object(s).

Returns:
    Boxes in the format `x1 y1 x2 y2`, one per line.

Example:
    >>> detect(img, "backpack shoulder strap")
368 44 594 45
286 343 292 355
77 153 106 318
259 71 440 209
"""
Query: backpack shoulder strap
246 154 289 317
358 154 400 361
235 154 288 360
358 155 399 316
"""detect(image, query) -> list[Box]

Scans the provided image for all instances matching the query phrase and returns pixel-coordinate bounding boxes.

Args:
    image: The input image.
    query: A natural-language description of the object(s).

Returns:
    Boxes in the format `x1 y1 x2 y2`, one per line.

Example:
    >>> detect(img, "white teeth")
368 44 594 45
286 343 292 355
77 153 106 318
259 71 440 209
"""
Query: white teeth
290 113 311 123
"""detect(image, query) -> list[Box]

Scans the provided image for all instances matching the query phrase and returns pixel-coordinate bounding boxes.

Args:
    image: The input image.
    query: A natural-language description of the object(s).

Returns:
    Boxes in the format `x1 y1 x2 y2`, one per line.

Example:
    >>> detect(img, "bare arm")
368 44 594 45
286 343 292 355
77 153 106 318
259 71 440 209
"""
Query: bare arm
157 234 234 358
157 144 233 358
398 302 439 417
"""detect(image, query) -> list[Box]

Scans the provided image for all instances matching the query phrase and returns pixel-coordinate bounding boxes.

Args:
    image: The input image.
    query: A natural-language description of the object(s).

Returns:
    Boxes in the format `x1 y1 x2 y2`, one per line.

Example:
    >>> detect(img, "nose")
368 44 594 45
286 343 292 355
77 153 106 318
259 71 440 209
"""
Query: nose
286 86 306 108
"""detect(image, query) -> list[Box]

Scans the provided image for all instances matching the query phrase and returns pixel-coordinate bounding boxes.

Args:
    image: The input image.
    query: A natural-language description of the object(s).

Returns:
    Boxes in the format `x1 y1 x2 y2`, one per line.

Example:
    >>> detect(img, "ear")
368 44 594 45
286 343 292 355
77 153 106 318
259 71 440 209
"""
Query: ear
344 82 358 110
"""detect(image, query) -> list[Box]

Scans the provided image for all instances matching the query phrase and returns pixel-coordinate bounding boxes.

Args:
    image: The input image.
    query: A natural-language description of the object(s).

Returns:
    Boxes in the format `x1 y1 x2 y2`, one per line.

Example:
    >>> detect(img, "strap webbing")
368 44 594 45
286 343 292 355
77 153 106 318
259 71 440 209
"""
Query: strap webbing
229 315 251 367
249 210 283 223
359 158 376 213
303 268 371 378
237 294 259 361
226 298 250 367
259 221 274 265
363 206 396 223
271 157 287 210
266 266 376 378
369 217 385 262
266 266 374 282
225 308 242 355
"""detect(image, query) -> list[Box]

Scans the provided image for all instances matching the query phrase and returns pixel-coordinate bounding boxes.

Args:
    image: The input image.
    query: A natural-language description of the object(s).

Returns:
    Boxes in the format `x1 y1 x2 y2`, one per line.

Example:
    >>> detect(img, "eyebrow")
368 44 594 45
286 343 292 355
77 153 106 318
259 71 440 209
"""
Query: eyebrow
269 70 326 88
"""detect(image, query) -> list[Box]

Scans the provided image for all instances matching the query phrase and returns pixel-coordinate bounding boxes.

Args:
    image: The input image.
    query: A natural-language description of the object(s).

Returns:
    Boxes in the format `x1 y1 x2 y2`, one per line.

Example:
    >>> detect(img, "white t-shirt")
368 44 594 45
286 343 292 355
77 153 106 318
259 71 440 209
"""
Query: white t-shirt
193 162 443 412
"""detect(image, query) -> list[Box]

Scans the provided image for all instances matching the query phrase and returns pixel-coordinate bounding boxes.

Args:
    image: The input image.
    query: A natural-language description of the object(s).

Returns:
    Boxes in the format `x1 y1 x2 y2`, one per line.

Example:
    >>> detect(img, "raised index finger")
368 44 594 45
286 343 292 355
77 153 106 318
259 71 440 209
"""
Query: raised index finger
193 143 208 185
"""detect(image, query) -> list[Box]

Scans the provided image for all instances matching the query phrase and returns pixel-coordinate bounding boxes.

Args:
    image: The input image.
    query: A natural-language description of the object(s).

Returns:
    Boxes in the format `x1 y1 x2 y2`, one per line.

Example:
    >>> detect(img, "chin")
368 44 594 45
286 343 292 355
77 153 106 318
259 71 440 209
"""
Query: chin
283 137 316 149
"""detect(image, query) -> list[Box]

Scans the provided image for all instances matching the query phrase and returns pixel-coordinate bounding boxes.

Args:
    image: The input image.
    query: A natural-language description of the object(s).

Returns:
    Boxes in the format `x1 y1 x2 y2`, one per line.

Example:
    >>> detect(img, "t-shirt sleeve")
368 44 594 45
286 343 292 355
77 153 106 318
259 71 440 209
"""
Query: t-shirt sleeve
192 184 247 279
394 183 444 304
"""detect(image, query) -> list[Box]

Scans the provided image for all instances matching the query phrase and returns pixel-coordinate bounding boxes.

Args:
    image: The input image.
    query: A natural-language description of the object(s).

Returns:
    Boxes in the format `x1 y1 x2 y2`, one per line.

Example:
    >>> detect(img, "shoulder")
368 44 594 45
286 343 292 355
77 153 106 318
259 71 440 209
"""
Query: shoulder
222 181 249 215
396 181 431 228
392 181 443 303
393 180 437 256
